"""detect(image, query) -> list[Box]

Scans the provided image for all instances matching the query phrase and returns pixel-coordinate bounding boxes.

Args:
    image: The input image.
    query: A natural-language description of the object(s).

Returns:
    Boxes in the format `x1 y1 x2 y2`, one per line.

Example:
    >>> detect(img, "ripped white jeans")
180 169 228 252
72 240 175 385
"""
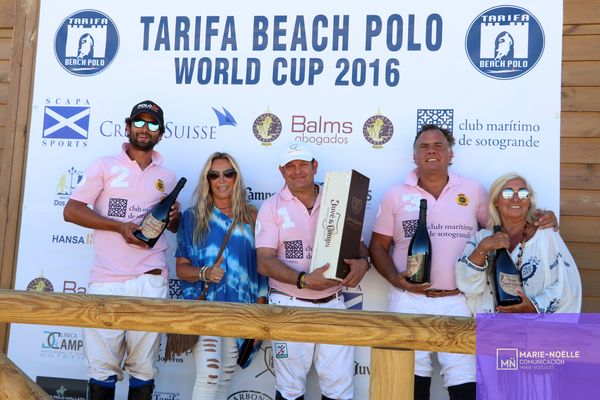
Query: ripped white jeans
191 336 238 400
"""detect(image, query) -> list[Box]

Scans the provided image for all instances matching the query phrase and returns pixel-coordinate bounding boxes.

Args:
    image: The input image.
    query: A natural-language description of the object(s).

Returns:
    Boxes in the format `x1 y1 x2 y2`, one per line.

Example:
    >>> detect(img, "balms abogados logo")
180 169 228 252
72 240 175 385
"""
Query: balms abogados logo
54 9 119 76
252 112 282 146
465 6 545 79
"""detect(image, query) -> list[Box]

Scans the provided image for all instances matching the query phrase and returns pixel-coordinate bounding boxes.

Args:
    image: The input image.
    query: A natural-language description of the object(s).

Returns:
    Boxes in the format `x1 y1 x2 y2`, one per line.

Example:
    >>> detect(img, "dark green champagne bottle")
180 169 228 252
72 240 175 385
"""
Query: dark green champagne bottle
134 177 186 248
492 225 523 306
406 199 431 284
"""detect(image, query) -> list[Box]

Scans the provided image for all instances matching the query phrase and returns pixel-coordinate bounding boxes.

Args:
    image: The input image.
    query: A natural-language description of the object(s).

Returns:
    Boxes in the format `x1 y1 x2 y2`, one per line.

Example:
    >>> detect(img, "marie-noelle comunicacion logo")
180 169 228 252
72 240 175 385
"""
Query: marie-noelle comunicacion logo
54 9 119 76
465 6 544 79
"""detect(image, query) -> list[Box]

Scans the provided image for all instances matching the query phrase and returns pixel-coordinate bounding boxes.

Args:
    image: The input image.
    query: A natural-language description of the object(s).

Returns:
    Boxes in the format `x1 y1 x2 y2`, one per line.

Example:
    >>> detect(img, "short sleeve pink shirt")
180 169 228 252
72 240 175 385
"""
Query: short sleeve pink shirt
256 185 341 299
372 170 488 290
70 143 176 282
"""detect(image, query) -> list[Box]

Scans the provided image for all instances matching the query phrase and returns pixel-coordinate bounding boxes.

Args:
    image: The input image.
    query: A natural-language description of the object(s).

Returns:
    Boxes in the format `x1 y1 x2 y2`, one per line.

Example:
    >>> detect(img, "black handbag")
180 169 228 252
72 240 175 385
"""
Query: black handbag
237 338 262 369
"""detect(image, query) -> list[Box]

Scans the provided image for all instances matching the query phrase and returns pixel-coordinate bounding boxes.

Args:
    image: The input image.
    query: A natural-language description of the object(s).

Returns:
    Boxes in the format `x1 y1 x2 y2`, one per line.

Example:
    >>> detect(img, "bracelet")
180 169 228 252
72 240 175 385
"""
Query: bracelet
475 245 486 257
360 256 372 270
199 266 208 282
296 271 307 289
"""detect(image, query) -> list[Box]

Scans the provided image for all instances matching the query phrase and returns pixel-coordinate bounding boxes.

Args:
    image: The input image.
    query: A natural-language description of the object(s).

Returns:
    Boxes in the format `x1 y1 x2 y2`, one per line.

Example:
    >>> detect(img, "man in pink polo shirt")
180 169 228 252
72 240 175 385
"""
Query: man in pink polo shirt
64 100 180 400
256 142 369 400
370 124 557 400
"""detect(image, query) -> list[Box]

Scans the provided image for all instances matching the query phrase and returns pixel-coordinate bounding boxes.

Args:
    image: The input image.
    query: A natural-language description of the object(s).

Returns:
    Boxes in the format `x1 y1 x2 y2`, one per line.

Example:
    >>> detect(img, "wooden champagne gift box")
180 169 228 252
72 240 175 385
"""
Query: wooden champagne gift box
310 170 370 280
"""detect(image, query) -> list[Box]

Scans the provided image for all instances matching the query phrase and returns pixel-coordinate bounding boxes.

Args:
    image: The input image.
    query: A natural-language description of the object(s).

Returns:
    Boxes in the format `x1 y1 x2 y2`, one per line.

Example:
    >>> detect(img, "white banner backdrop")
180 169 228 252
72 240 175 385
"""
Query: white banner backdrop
10 1 562 399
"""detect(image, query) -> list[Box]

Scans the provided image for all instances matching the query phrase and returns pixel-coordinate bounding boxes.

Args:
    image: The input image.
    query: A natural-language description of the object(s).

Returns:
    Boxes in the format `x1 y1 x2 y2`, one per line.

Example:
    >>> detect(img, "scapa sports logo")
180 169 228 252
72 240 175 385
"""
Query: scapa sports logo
466 6 545 79
54 10 119 76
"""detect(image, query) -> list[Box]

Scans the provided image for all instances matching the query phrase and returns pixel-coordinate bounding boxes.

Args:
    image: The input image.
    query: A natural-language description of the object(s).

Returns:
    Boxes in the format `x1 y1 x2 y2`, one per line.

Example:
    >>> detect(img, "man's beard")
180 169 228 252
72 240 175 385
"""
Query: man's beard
129 133 158 151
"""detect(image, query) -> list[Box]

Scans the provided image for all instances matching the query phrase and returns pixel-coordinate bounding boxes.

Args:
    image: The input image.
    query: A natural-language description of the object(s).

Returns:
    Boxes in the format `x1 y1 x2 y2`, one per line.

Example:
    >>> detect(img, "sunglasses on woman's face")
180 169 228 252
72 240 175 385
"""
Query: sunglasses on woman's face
132 119 160 132
501 188 530 200
207 168 237 181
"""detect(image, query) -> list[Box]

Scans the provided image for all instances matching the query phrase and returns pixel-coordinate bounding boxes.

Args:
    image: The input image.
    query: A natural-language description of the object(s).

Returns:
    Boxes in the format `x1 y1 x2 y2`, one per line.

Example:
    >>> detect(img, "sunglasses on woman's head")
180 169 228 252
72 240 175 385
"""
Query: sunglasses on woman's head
501 188 530 200
207 168 237 181
132 119 160 132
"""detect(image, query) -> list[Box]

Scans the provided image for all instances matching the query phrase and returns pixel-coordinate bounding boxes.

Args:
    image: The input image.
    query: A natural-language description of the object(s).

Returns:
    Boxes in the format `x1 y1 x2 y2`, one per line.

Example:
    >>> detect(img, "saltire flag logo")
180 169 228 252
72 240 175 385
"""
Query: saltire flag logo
43 106 90 139
343 291 363 310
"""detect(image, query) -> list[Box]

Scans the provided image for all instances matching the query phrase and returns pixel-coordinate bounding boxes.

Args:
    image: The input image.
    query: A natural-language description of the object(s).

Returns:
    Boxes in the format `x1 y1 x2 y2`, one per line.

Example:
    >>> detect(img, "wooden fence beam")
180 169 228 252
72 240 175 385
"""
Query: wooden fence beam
0 351 50 399
0 290 476 354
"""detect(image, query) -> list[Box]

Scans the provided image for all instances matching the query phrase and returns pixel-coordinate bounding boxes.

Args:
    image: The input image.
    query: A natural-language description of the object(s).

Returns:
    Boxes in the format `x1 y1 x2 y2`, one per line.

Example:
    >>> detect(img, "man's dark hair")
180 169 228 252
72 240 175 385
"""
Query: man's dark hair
413 124 455 148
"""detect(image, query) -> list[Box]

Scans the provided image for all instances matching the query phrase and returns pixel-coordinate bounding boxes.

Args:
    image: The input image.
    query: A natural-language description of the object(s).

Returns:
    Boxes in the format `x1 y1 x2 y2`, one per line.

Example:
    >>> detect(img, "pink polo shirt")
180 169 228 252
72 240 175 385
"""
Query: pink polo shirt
70 143 176 282
256 185 341 299
373 170 488 290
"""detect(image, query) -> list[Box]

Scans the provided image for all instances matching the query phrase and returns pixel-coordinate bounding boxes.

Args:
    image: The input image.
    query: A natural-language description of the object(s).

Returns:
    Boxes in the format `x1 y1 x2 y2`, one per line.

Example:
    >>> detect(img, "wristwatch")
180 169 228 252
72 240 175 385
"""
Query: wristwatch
360 256 372 270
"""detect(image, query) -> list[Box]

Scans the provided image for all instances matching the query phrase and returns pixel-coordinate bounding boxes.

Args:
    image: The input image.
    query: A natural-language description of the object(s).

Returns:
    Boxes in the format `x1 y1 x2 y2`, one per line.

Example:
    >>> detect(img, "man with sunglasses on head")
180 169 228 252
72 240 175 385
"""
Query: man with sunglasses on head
369 124 557 400
256 142 370 400
64 100 180 400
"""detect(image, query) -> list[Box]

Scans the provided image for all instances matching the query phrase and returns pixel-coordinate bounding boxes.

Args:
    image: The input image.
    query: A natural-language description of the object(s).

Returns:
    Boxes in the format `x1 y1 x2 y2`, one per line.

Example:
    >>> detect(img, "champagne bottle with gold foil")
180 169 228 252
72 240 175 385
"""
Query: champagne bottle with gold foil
492 225 523 306
134 177 186 248
406 199 431 284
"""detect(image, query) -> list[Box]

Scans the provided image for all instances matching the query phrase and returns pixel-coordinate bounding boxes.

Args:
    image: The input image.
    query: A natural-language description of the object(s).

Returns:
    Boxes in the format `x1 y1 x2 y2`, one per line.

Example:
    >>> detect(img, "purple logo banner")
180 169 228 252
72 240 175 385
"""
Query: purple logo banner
476 313 600 399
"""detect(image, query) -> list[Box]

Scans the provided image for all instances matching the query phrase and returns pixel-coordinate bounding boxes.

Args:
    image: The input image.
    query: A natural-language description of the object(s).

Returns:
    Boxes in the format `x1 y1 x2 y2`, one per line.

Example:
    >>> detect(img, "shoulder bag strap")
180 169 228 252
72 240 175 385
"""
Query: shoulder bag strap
198 220 237 299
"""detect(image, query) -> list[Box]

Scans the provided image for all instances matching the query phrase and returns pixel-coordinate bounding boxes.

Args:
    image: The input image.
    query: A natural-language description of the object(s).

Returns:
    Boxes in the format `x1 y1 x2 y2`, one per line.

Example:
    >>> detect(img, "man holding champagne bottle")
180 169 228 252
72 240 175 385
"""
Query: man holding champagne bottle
64 100 181 400
369 124 557 400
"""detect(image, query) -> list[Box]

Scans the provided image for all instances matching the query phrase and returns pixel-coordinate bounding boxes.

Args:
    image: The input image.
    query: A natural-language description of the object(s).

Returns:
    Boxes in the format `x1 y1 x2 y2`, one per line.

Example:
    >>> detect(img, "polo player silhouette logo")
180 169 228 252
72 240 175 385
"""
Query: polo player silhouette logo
494 31 514 60
77 33 94 59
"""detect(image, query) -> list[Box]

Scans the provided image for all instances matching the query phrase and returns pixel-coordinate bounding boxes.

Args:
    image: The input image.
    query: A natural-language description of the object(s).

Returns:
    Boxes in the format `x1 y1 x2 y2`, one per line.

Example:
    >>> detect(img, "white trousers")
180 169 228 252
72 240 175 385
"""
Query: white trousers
269 293 354 400
388 289 476 387
83 274 168 382
191 336 238 400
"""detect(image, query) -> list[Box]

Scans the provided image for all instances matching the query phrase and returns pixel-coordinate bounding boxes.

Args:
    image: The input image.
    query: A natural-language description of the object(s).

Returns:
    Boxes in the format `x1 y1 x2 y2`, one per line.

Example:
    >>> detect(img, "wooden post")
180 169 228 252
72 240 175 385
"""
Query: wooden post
0 352 50 399
370 347 414 400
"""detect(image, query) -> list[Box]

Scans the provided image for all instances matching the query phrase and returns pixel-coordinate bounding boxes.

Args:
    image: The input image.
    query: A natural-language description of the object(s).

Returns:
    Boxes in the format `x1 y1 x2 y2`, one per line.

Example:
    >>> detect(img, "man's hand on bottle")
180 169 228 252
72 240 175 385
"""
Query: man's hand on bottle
120 222 148 247
394 270 431 293
166 201 181 232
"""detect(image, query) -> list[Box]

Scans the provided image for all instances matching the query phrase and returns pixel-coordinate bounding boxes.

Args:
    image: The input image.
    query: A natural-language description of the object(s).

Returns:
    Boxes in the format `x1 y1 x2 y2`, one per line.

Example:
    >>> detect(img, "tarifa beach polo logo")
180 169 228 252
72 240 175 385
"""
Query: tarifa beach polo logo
54 10 119 76
465 6 544 79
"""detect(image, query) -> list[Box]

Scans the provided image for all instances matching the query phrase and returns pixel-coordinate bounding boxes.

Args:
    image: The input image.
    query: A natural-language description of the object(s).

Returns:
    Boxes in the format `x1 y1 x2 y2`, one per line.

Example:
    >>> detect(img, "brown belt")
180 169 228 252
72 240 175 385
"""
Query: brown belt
144 268 163 275
424 288 461 298
270 289 342 304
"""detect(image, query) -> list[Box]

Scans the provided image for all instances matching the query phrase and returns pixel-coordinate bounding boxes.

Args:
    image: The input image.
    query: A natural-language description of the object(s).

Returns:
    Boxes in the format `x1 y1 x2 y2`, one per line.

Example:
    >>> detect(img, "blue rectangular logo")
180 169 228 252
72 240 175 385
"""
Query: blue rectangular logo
43 106 90 139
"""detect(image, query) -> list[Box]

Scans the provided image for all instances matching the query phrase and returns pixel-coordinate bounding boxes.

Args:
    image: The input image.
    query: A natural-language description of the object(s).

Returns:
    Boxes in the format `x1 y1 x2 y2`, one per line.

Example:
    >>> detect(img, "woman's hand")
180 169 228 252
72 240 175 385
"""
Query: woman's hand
207 256 225 283
496 289 537 313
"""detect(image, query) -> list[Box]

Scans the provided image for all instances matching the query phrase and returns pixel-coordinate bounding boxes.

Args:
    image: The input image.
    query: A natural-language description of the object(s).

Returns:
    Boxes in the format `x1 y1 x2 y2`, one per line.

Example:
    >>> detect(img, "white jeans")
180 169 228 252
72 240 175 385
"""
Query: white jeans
269 292 354 400
191 336 238 400
389 289 476 387
83 274 167 382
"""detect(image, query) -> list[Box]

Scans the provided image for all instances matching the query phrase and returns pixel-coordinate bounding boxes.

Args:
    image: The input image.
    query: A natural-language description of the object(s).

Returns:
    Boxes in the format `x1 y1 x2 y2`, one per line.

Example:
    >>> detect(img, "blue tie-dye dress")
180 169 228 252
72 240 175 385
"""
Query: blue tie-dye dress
176 207 268 303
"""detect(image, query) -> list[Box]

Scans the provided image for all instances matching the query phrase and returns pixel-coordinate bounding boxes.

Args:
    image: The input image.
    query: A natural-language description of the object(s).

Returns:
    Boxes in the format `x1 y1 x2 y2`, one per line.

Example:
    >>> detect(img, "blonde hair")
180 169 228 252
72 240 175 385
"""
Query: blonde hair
191 152 256 244
487 172 537 229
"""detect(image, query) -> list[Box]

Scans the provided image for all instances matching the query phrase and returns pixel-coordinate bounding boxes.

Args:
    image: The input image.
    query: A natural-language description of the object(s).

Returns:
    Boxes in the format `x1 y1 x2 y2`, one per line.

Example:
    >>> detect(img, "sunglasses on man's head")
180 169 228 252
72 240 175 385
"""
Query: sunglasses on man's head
132 119 160 132
207 168 237 181
501 188 530 200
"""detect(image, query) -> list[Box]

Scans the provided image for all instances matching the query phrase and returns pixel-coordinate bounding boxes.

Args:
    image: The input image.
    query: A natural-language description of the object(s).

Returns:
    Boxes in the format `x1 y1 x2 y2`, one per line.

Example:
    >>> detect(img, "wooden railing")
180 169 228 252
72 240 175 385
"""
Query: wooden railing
0 289 476 399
